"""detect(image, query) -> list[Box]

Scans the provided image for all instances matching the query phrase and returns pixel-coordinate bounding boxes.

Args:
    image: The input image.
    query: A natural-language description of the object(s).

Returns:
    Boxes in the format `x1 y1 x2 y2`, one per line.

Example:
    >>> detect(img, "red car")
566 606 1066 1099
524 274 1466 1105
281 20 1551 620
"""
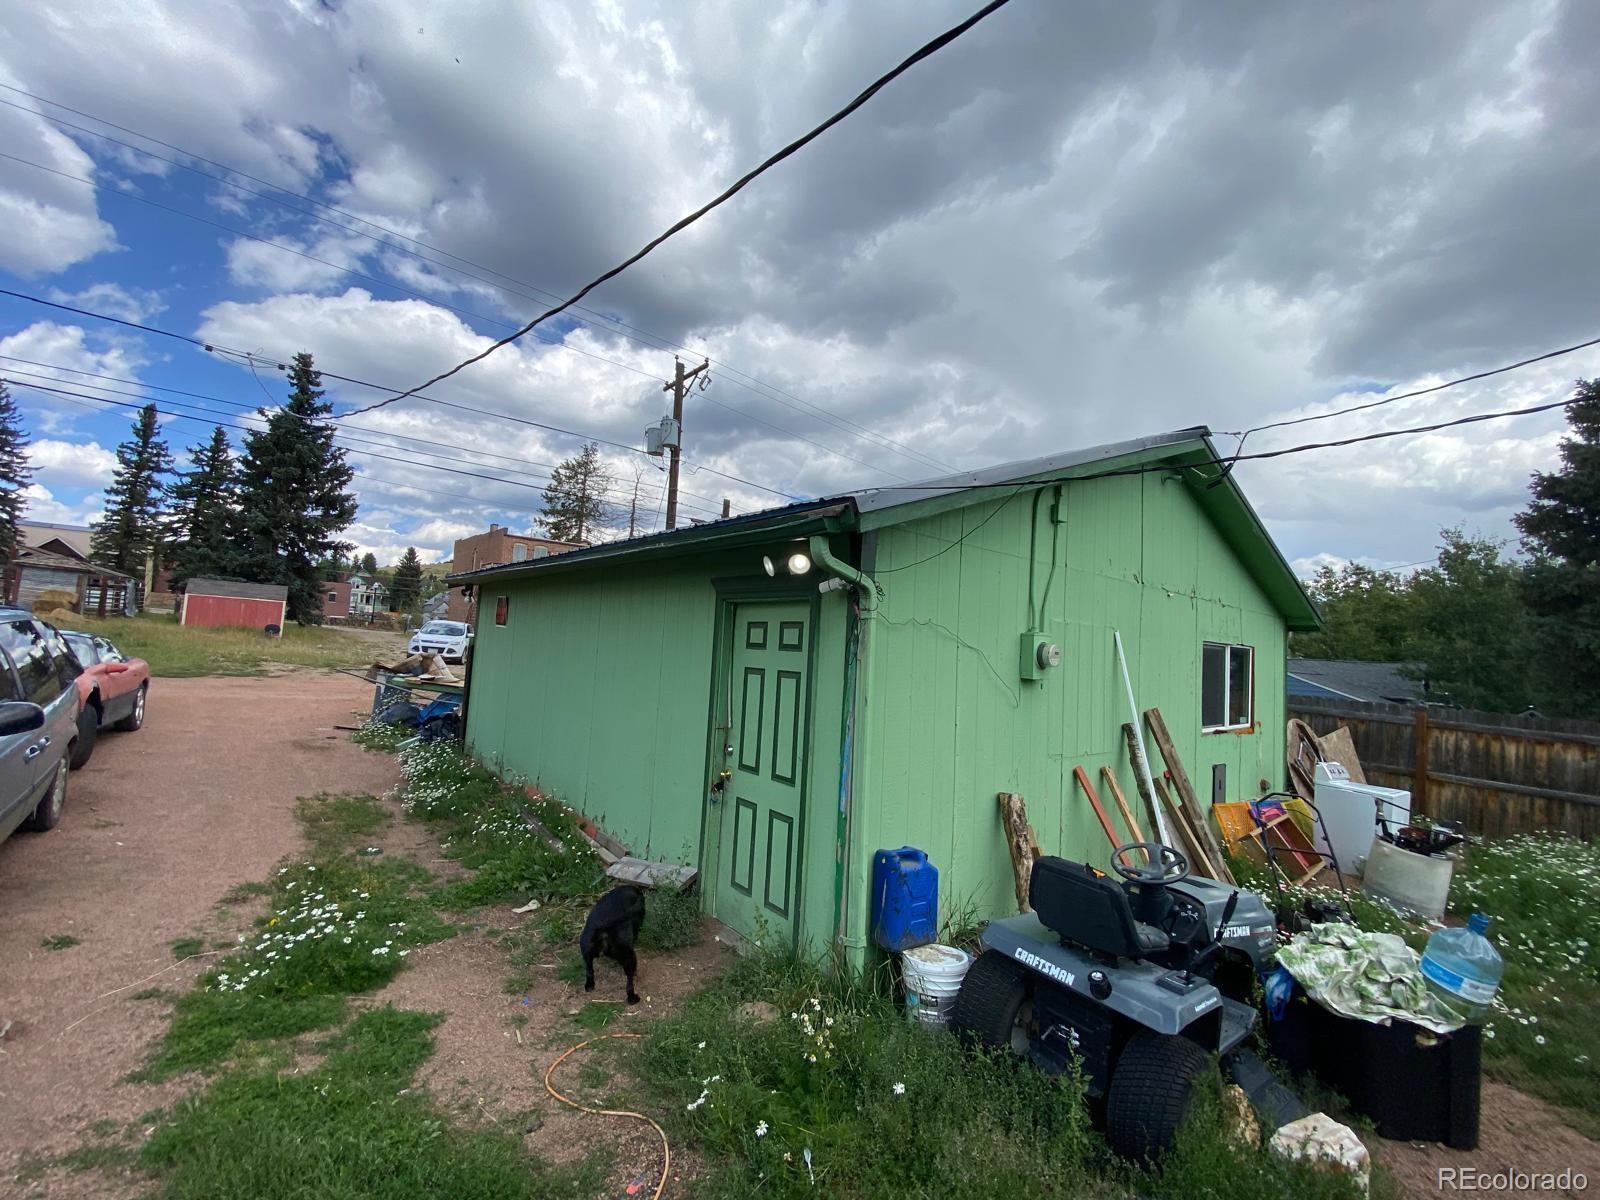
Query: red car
62 630 149 769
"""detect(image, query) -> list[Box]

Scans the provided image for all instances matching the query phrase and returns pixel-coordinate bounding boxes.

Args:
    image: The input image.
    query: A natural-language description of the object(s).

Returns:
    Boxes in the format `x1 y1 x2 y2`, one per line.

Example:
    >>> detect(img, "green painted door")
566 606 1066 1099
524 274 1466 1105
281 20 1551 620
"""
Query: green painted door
713 601 810 945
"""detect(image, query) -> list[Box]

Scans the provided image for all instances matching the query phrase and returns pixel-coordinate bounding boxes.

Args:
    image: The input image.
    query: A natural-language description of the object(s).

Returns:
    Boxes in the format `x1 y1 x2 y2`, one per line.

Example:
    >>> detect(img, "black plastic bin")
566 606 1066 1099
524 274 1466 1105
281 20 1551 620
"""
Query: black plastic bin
1267 991 1481 1149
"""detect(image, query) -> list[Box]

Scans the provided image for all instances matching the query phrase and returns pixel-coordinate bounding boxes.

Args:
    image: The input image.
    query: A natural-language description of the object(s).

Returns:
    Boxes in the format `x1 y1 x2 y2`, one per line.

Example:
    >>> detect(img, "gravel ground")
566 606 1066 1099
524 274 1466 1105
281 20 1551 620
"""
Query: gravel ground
0 669 398 1188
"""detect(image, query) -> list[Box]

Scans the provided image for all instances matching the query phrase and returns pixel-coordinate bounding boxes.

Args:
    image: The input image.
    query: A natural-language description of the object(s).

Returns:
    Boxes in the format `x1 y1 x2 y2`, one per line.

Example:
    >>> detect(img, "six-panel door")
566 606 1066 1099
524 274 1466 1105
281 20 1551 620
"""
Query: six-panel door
714 601 810 945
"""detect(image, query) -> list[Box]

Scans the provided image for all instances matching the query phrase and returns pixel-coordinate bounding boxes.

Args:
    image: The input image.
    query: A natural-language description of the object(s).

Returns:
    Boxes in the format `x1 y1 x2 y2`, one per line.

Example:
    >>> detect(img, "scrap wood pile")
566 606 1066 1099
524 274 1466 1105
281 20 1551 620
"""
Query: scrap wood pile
998 706 1241 904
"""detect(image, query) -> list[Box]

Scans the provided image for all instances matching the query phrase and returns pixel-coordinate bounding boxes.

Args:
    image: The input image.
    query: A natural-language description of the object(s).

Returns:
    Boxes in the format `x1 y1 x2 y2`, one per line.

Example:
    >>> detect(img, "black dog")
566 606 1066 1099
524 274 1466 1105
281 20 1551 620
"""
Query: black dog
580 885 646 1004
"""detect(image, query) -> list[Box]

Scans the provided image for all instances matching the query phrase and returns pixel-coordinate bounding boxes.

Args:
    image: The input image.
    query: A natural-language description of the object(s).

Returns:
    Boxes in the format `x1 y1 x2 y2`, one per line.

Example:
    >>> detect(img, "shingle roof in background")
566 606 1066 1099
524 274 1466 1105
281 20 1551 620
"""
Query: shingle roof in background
185 578 289 601
1287 659 1425 703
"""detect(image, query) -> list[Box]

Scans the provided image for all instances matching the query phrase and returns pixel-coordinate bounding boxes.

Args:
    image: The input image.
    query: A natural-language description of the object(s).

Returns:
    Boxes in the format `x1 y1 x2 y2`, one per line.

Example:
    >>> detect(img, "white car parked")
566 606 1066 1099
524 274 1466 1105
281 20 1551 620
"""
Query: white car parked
408 619 473 664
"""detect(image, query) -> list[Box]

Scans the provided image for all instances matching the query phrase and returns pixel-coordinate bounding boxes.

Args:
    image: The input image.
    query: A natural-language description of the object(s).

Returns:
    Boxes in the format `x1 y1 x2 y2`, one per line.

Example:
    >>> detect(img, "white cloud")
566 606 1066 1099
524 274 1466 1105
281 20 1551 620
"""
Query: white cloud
46 283 165 323
0 71 118 275
28 438 117 487
3 0 1592 571
21 482 102 527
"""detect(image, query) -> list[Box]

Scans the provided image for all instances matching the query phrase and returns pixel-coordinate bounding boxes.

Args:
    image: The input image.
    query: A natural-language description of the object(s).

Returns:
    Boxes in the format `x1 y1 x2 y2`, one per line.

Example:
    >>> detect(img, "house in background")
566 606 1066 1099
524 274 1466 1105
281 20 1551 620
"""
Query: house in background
421 592 450 621
322 579 352 623
17 520 93 560
451 427 1319 965
1287 660 1427 704
445 526 584 622
347 573 388 617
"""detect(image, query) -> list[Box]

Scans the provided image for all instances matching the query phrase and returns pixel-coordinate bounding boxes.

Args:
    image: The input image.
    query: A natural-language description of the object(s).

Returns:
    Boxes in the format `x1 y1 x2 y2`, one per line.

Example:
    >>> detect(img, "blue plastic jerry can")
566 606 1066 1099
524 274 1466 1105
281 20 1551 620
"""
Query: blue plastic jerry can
871 847 939 952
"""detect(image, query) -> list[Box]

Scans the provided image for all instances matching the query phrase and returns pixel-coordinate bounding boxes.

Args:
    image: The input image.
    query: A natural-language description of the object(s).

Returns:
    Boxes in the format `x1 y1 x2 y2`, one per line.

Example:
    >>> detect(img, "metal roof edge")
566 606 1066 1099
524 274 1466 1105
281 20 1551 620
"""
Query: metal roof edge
1180 434 1322 632
446 500 852 585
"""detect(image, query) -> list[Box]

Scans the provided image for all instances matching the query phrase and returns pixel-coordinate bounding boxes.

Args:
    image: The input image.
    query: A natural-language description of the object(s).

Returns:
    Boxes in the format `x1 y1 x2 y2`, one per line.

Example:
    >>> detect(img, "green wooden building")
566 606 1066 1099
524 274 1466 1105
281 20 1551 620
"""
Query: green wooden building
451 428 1318 964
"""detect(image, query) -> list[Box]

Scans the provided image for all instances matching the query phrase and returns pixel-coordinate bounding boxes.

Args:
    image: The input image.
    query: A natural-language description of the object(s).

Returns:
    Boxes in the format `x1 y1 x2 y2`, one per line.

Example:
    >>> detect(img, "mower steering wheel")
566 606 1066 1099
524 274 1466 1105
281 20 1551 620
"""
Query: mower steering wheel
1110 842 1190 886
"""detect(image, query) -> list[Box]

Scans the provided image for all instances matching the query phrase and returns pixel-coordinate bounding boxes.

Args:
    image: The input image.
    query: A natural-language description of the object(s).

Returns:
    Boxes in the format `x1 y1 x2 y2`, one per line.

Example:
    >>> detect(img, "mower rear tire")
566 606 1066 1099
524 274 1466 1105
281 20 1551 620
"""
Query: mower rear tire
1105 1031 1210 1162
949 950 1030 1052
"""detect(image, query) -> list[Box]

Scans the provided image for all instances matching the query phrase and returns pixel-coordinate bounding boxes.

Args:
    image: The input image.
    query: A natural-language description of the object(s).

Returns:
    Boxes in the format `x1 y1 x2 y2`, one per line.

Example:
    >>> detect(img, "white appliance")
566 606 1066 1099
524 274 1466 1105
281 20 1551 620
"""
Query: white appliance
1311 761 1411 876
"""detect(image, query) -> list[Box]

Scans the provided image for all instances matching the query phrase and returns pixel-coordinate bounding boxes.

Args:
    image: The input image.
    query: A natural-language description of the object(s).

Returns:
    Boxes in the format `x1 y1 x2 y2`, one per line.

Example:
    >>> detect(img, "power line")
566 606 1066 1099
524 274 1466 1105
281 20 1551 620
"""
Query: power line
1224 335 1600 439
0 286 799 502
0 83 956 473
0 150 665 385
25 383 545 516
0 354 734 516
341 0 1018 416
6 376 729 519
859 393 1581 494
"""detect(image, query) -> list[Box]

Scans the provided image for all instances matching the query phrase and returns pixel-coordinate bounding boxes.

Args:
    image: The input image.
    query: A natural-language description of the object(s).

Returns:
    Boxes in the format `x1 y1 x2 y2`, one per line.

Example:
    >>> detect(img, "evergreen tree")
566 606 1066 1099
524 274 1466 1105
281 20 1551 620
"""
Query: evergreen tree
167 426 237 590
1405 529 1532 711
1516 378 1600 717
390 546 423 614
90 403 173 577
359 551 378 576
539 442 612 542
231 353 358 624
0 381 33 567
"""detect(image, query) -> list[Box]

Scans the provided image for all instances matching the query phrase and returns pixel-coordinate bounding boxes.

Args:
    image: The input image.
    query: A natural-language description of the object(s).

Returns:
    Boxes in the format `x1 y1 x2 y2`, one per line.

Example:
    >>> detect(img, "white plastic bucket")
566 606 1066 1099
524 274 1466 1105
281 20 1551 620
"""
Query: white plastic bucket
1362 836 1454 921
901 943 972 1027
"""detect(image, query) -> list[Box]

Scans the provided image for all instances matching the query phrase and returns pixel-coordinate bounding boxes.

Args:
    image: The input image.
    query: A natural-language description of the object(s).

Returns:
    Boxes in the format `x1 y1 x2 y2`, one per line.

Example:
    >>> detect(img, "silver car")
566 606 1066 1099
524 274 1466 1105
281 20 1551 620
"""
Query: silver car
0 610 83 844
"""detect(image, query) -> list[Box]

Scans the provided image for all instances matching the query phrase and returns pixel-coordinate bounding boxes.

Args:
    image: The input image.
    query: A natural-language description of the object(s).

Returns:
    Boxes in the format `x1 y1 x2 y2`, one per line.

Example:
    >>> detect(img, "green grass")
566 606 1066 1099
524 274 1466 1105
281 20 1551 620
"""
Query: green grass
572 1002 621 1032
637 885 702 952
169 937 206 961
141 855 453 1080
295 793 392 857
636 948 1369 1200
351 719 412 752
41 933 80 950
1450 833 1600 1136
51 611 403 677
219 881 273 905
141 1007 603 1199
394 742 605 910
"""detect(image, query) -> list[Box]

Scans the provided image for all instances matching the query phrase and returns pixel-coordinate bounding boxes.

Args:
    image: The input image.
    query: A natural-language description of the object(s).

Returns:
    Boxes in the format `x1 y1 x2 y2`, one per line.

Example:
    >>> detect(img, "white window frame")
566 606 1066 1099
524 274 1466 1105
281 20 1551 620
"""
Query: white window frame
1201 641 1255 732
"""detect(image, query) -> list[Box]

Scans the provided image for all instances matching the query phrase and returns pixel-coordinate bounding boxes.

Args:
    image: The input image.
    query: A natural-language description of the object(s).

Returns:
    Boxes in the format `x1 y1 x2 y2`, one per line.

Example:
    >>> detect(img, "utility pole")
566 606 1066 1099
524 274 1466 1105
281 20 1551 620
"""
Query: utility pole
661 356 708 531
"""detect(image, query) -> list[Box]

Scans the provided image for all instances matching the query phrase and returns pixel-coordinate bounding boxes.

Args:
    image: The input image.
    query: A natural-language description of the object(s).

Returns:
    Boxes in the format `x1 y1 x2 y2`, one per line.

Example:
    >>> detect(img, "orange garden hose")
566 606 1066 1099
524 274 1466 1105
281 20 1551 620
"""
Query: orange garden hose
543 1032 670 1200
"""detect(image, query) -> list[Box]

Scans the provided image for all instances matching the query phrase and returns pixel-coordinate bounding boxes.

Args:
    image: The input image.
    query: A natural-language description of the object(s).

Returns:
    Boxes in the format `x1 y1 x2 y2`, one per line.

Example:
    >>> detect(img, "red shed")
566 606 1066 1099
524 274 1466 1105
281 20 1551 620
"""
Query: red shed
179 578 289 631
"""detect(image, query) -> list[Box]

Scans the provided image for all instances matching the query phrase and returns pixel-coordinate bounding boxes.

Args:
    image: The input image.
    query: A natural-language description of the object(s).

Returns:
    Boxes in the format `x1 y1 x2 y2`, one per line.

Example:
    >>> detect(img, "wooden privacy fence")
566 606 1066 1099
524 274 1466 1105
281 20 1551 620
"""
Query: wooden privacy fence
1289 697 1599 840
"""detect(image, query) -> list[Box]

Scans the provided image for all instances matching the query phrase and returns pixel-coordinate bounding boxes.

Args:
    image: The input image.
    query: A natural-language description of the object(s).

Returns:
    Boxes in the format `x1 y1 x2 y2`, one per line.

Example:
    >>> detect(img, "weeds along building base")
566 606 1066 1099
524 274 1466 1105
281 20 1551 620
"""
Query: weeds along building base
451 428 1319 967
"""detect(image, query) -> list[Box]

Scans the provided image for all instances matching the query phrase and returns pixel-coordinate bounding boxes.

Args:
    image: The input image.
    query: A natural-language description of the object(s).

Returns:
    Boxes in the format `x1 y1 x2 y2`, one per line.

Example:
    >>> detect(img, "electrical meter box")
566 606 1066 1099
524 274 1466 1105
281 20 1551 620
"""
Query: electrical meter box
1019 631 1062 681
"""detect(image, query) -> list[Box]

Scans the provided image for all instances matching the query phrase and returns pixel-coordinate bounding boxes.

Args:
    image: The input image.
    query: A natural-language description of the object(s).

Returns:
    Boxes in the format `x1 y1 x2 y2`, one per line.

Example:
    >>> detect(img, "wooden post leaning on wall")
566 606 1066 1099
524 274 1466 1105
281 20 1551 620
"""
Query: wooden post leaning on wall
997 792 1041 913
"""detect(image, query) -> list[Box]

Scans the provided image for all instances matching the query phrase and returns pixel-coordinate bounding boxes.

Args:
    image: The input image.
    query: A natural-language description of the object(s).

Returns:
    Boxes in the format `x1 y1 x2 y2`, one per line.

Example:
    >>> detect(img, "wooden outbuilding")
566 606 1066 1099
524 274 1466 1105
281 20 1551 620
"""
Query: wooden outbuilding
179 578 289 631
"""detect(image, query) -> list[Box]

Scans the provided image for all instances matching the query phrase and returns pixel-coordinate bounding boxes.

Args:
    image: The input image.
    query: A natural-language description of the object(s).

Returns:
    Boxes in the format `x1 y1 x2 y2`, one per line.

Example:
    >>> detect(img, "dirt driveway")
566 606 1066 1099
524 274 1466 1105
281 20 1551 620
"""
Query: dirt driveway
0 670 398 1184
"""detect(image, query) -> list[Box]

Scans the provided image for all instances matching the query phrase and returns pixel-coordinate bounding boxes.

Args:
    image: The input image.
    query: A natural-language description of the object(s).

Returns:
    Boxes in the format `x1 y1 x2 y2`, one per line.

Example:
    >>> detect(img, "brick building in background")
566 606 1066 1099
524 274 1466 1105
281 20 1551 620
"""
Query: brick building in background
446 525 584 623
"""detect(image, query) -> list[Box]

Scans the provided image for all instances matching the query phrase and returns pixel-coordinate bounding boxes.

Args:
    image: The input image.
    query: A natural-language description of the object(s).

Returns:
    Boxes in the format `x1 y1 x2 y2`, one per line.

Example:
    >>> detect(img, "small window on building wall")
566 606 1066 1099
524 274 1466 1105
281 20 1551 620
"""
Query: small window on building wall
513 543 528 562
494 595 509 626
1201 642 1254 731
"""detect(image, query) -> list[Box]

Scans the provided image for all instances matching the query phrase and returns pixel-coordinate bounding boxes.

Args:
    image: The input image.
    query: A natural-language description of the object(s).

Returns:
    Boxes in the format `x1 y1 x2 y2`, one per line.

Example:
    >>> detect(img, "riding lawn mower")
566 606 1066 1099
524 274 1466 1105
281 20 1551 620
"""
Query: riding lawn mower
950 841 1305 1161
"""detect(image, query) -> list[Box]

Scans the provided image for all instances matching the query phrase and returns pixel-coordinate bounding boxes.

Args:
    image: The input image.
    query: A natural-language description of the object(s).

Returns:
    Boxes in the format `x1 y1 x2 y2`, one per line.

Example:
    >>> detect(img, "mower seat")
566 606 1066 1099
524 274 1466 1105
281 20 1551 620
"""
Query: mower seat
1029 855 1171 959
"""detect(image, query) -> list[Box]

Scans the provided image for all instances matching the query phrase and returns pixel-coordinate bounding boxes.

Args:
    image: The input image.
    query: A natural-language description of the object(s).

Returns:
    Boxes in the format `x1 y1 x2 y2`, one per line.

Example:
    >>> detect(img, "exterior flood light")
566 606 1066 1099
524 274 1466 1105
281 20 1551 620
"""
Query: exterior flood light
762 551 811 577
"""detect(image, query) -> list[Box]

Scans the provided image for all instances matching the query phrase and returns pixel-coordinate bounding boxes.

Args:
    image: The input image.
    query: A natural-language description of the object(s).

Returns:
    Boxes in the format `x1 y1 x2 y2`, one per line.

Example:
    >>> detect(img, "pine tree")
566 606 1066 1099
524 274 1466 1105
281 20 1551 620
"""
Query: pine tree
359 551 378 576
539 442 612 542
0 381 34 567
231 353 358 624
90 403 173 577
1516 378 1600 716
167 426 237 590
390 546 423 614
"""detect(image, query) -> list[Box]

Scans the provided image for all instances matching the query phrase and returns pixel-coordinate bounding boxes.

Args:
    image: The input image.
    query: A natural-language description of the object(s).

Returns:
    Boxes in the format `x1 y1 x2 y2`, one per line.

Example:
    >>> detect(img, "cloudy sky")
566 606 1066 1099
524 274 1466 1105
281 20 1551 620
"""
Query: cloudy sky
0 0 1594 570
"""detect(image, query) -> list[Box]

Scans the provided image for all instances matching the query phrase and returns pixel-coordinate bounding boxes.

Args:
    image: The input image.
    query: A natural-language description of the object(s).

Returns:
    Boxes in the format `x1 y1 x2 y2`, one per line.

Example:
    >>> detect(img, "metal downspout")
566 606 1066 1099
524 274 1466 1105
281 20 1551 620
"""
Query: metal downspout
810 533 881 955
